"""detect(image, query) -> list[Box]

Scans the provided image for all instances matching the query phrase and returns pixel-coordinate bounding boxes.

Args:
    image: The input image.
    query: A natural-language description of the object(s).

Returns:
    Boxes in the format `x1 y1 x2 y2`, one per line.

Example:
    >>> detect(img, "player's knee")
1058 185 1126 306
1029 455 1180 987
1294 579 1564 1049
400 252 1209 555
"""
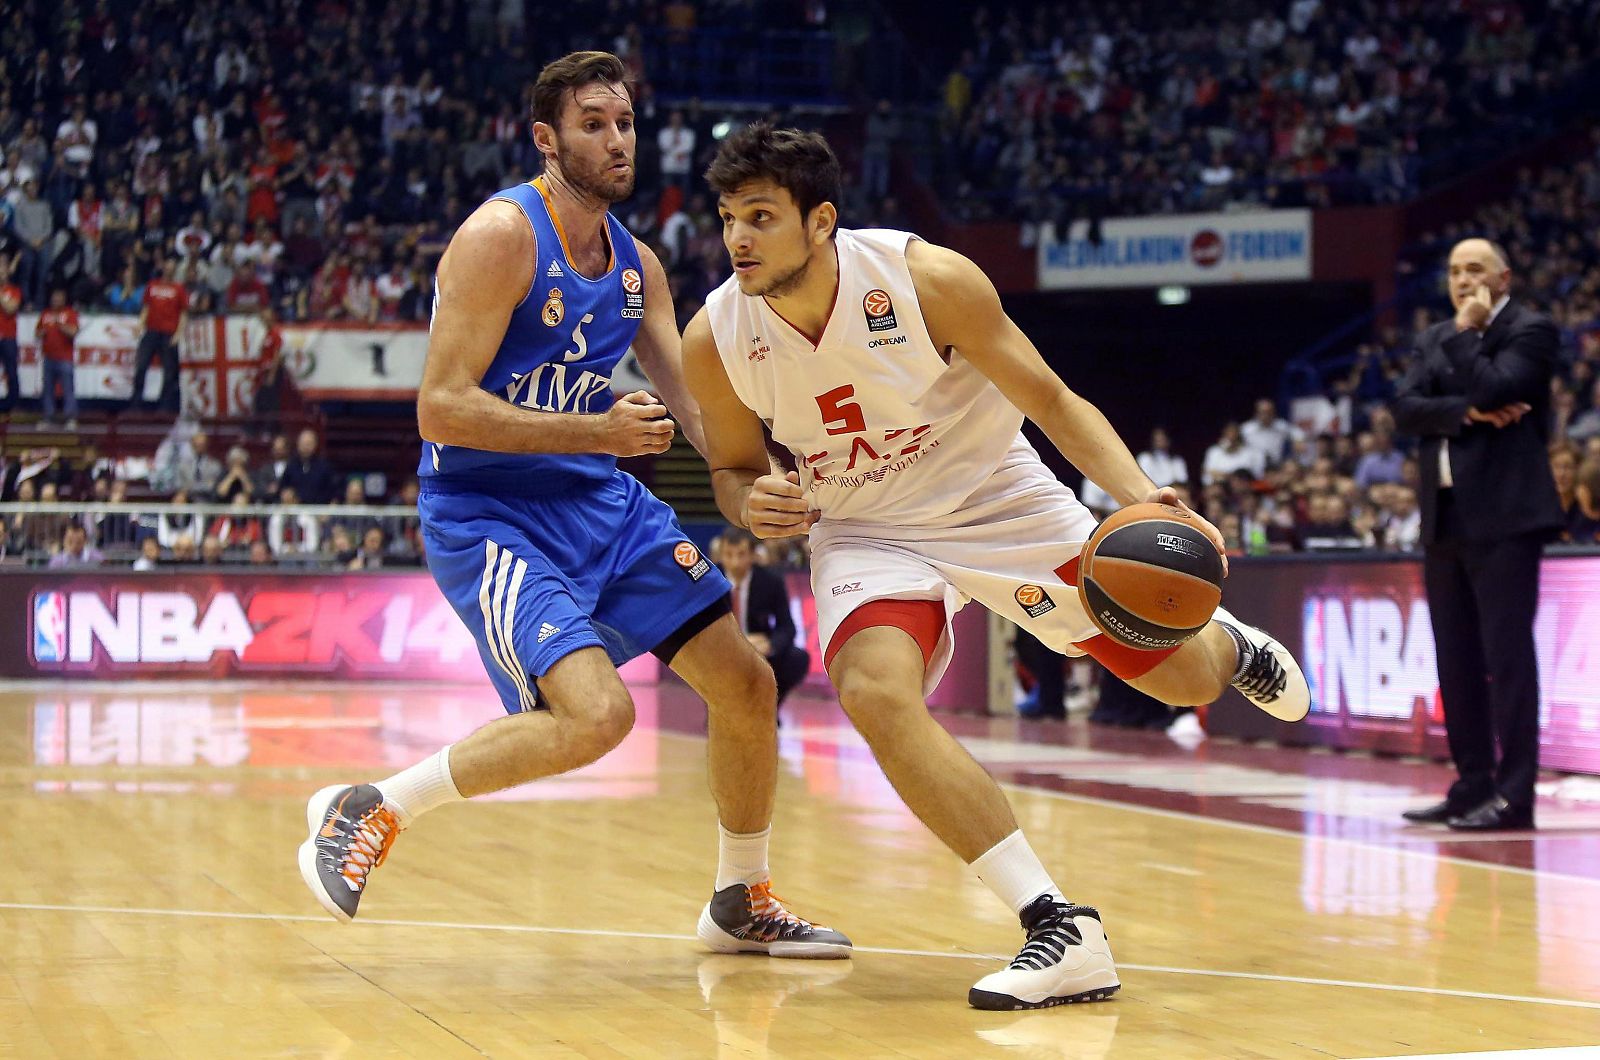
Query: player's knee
586 690 636 751
835 668 920 737
711 655 777 719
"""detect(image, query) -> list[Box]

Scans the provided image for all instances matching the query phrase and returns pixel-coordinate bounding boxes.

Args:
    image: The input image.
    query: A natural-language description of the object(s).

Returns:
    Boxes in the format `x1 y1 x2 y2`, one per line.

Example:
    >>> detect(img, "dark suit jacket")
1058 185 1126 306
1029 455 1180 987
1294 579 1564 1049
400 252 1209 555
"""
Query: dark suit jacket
730 565 800 658
1390 299 1563 545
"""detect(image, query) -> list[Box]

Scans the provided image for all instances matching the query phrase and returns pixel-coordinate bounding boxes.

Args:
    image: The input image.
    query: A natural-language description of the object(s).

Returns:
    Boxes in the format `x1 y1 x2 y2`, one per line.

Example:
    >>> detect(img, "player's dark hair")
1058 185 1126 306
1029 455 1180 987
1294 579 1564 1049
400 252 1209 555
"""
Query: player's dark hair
531 51 631 131
705 123 841 236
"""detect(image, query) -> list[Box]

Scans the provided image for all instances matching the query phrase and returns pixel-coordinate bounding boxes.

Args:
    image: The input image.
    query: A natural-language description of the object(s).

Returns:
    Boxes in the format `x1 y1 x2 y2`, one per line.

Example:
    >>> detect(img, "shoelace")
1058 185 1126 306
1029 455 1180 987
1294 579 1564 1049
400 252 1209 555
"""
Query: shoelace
1234 645 1288 701
333 805 400 889
1010 905 1084 971
748 880 807 925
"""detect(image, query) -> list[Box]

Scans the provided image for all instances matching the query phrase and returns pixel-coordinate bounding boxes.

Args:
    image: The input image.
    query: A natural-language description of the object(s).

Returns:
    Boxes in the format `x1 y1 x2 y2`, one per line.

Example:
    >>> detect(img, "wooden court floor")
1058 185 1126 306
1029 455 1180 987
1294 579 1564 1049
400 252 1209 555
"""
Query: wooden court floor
2 680 1599 1059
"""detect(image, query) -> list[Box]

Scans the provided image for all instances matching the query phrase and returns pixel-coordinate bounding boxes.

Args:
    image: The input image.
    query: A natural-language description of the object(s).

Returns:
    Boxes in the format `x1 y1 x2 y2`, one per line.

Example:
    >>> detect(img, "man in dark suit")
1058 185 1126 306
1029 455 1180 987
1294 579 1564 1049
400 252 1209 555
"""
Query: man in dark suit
1392 238 1563 831
717 528 811 710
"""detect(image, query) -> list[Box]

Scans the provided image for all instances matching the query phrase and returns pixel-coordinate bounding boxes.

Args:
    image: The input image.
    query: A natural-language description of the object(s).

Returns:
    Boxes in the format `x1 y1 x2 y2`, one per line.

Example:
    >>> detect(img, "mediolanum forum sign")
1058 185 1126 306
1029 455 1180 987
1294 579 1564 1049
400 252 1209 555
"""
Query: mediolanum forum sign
1037 210 1312 289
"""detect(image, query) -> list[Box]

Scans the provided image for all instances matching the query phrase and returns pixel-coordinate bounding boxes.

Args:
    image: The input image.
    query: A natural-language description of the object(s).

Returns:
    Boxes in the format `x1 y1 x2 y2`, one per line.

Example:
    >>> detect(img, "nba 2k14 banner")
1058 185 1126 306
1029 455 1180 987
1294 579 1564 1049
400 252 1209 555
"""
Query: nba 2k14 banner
1037 210 1312 289
7 571 660 683
1205 552 1600 777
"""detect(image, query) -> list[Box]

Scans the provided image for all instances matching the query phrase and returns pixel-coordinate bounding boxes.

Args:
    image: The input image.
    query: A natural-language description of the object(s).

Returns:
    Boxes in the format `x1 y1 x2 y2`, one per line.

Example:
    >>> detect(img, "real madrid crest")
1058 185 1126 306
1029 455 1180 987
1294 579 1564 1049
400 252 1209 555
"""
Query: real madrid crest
542 287 565 327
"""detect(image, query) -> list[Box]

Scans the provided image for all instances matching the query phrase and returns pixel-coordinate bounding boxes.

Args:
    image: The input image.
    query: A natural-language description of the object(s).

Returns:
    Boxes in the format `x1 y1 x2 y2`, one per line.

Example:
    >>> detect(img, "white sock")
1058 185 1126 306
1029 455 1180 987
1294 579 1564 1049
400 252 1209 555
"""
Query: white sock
715 824 771 890
375 747 463 827
971 830 1064 914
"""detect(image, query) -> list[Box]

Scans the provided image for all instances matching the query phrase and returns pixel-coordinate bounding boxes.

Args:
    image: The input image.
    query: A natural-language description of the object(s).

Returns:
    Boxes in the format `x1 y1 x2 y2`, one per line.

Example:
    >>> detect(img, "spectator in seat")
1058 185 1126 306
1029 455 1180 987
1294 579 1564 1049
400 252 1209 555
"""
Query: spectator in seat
132 535 162 570
214 445 256 502
1136 427 1189 487
268 484 321 556
1202 421 1265 484
48 520 103 568
717 527 811 711
254 433 292 499
281 427 337 504
1240 398 1298 466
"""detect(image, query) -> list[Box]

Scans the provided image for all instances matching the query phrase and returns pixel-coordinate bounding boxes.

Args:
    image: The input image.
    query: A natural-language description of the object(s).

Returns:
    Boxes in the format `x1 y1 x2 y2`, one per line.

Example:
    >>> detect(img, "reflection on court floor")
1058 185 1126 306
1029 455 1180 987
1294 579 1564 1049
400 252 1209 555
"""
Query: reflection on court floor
2 679 1598 1057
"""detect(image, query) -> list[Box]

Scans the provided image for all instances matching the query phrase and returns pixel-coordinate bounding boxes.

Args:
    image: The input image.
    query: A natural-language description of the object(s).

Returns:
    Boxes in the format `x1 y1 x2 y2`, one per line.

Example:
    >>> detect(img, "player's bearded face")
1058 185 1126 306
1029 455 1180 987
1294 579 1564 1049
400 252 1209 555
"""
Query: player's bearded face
556 134 635 203
549 84 636 203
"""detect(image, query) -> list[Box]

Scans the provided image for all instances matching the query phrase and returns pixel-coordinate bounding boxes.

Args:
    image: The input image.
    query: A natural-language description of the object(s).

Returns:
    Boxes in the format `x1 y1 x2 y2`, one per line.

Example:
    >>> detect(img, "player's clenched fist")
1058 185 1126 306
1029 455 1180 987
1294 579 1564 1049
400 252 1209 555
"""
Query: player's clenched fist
744 470 820 539
598 390 675 456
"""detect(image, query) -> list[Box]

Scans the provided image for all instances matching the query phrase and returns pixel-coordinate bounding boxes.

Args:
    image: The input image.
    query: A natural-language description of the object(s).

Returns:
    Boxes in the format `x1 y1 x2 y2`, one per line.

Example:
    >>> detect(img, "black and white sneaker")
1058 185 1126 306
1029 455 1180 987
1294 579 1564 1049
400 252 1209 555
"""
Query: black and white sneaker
969 896 1120 1010
1213 606 1310 722
696 880 853 959
297 784 401 922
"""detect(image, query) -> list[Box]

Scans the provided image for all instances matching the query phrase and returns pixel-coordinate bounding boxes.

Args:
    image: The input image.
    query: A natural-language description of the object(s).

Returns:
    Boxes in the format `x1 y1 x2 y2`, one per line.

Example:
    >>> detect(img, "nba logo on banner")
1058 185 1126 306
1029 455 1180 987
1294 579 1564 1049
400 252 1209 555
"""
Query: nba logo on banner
32 591 67 663
863 289 897 332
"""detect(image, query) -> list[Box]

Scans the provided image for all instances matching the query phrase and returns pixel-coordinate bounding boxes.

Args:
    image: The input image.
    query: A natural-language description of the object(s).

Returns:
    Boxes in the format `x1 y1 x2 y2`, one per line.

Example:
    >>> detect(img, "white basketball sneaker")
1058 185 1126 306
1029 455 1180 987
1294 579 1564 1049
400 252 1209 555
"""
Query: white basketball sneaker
968 896 1120 1010
1212 606 1310 722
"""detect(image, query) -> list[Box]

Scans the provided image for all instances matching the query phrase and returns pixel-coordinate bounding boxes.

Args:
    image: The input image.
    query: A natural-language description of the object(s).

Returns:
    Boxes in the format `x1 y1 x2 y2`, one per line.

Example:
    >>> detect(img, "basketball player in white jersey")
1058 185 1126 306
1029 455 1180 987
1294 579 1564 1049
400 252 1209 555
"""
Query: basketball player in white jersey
683 124 1310 1010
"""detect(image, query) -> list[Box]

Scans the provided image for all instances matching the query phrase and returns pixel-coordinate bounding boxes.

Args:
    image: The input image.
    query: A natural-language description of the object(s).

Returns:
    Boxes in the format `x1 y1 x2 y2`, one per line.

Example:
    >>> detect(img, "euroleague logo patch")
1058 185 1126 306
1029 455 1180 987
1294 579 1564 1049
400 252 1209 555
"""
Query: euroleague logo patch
863 288 897 333
674 541 711 582
620 268 644 319
1015 583 1056 619
542 287 565 327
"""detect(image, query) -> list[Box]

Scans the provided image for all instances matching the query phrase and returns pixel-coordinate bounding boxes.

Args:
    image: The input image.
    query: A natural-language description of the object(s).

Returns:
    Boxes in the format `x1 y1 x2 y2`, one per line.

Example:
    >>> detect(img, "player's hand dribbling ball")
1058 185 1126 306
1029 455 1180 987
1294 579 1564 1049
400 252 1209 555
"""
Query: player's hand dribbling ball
744 470 820 539
1077 501 1225 651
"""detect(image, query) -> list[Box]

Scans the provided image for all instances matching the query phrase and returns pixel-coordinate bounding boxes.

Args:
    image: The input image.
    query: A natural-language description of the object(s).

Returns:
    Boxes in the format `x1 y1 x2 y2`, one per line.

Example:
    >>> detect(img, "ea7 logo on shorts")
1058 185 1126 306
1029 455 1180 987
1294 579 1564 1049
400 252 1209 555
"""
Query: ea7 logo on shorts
863 288 897 333
1015 583 1057 619
674 541 712 582
620 268 644 319
831 581 863 597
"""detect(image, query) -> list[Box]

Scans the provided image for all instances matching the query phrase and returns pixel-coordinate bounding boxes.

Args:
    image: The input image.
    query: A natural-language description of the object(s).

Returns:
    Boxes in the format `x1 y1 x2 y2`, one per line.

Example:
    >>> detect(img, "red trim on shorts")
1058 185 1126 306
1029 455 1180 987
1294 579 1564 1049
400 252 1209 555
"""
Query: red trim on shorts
1056 546 1180 679
824 599 945 673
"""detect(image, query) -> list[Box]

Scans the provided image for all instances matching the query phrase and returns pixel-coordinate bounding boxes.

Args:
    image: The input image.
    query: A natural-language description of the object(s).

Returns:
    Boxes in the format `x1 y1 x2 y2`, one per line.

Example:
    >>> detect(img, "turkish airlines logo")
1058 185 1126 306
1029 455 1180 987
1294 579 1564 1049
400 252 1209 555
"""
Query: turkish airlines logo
621 268 642 294
863 289 897 333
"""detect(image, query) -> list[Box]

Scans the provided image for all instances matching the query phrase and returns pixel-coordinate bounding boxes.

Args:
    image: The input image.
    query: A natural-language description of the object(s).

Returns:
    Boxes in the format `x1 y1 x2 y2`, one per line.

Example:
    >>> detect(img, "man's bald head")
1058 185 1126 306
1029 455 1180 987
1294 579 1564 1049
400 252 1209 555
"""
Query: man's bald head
1447 238 1512 311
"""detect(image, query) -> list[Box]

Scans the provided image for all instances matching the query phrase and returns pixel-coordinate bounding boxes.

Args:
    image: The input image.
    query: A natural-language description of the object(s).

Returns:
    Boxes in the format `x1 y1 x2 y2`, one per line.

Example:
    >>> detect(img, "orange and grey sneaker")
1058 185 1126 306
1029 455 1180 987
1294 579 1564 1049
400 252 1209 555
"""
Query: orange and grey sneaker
696 879 853 959
297 784 400 922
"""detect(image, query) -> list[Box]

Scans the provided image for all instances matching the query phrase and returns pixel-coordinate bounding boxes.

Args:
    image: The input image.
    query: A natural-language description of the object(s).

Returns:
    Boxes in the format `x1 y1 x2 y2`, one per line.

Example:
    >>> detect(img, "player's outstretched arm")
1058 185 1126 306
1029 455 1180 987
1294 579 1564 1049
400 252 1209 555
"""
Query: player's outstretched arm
908 240 1226 559
629 237 709 457
682 308 818 538
417 201 673 457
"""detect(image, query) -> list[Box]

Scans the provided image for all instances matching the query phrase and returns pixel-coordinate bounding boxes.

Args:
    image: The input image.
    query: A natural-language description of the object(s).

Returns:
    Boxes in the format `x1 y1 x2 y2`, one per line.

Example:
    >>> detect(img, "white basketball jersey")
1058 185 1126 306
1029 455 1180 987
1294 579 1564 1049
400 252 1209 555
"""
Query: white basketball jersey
705 228 1028 525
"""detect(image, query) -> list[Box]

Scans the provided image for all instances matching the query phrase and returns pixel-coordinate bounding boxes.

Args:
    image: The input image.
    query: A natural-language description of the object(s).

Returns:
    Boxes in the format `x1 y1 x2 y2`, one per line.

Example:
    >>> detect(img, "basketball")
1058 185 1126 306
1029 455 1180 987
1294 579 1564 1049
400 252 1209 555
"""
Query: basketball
1076 503 1224 651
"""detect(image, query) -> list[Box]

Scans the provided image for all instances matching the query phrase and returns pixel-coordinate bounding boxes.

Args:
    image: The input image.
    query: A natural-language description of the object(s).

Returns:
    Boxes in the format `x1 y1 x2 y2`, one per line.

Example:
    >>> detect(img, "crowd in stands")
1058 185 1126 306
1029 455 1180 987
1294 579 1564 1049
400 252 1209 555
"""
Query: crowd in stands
931 0 1600 224
0 425 422 569
0 0 766 327
1222 126 1600 554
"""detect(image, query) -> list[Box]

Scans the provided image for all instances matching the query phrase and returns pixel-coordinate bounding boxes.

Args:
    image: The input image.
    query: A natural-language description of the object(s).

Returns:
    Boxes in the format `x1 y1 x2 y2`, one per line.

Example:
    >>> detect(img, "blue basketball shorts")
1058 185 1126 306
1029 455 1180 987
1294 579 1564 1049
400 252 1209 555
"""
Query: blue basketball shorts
418 471 731 713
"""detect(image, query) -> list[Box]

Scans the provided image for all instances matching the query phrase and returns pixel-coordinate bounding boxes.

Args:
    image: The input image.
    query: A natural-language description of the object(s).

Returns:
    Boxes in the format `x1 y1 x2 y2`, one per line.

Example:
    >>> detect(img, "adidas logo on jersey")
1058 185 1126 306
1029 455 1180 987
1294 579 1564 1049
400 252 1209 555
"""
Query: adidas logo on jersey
538 622 561 643
546 260 565 278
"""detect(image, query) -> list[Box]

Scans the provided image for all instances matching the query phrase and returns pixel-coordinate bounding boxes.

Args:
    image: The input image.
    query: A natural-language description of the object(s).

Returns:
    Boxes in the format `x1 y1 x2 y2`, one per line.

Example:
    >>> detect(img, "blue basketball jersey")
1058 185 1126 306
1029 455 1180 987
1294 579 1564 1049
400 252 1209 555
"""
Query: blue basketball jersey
418 178 647 494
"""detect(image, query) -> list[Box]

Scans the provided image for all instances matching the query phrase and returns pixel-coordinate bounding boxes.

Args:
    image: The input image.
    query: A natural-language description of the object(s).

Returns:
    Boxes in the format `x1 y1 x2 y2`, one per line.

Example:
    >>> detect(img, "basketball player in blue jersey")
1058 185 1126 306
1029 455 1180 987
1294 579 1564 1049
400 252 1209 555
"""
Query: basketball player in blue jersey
296 52 850 959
